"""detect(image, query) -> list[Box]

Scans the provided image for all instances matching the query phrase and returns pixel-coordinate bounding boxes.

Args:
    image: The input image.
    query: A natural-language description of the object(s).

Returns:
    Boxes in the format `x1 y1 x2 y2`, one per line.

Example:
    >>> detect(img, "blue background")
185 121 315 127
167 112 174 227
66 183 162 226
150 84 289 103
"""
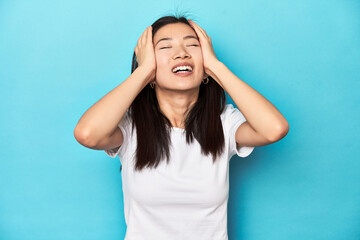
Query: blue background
1 0 359 239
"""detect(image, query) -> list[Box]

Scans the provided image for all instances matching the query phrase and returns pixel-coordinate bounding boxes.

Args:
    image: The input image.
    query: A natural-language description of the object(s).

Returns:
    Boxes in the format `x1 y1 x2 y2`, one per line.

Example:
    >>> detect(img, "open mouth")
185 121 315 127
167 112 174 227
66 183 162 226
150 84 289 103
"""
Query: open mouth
172 66 193 73
172 65 193 76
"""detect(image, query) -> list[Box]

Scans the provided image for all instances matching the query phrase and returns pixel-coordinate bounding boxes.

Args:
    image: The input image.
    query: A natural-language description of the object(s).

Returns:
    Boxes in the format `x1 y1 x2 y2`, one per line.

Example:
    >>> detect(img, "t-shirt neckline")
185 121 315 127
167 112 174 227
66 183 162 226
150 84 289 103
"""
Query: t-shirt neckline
171 126 185 133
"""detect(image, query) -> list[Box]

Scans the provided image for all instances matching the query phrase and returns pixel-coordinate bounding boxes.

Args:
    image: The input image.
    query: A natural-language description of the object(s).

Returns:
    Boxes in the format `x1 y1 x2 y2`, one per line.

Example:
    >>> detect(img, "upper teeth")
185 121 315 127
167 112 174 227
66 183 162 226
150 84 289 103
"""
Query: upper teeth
172 65 193 72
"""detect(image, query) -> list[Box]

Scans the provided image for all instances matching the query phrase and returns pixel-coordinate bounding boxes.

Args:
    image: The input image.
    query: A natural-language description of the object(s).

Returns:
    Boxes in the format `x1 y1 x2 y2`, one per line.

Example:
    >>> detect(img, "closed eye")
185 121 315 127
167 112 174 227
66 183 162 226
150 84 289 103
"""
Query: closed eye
160 45 199 49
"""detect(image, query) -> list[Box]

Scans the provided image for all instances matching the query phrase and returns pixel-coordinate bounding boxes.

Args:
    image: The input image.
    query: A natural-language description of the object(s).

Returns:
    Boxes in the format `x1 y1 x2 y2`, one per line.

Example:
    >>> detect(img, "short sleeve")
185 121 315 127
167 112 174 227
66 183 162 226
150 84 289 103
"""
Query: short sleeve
104 109 132 159
222 104 255 158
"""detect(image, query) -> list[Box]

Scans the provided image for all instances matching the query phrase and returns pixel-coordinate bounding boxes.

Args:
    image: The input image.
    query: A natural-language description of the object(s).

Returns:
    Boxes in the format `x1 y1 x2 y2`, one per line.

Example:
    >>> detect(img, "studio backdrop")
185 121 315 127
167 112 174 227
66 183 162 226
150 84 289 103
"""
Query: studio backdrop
0 0 359 239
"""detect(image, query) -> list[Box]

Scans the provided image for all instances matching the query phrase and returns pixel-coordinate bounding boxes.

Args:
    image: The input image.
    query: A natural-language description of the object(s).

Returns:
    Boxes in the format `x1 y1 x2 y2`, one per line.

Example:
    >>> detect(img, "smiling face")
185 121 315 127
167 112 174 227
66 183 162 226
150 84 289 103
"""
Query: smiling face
153 22 205 92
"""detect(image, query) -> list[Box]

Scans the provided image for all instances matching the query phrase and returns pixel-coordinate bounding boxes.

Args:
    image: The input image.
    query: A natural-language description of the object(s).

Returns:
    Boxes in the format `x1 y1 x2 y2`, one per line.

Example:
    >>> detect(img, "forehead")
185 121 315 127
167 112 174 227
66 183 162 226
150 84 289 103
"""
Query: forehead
153 23 197 42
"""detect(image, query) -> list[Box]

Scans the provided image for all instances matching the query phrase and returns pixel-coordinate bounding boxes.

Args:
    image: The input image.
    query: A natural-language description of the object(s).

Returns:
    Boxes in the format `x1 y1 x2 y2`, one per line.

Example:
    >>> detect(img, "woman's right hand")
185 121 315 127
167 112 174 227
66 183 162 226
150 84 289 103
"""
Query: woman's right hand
134 26 156 83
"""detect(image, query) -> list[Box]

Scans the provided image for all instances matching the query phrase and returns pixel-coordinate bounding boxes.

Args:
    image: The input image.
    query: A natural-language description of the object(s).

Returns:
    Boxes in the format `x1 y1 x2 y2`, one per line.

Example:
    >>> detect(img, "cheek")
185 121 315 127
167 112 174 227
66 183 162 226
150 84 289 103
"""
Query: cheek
155 53 169 69
196 49 203 61
154 54 170 81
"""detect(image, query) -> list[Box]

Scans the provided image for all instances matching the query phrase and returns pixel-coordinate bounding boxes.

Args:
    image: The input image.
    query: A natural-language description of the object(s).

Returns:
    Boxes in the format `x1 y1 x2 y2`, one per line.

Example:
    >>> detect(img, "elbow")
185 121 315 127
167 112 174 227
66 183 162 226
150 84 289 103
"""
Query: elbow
268 122 290 142
74 126 97 148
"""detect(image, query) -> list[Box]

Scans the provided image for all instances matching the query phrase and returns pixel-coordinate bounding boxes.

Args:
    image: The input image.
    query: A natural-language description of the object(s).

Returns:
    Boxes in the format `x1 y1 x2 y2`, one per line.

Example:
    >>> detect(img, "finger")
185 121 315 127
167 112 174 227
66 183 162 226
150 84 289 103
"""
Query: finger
142 27 147 45
191 27 206 46
137 31 144 47
141 26 149 46
195 23 208 38
188 21 203 40
188 22 201 41
147 26 153 44
189 20 208 38
138 26 148 47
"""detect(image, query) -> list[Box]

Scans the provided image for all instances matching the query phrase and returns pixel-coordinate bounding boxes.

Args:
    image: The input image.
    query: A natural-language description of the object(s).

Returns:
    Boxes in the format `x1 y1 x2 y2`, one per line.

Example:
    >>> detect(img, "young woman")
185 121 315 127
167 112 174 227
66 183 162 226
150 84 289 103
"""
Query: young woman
74 16 289 240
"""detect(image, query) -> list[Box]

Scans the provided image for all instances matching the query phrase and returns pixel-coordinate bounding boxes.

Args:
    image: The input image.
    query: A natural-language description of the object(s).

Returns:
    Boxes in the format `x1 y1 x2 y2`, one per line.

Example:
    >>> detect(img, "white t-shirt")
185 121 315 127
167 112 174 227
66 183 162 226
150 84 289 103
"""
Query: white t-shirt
105 103 255 240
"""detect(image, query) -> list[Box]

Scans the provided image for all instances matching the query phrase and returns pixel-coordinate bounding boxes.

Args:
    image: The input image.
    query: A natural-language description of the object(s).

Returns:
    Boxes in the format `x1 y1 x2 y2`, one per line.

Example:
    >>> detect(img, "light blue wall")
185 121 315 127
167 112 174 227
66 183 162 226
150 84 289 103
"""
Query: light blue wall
0 0 359 239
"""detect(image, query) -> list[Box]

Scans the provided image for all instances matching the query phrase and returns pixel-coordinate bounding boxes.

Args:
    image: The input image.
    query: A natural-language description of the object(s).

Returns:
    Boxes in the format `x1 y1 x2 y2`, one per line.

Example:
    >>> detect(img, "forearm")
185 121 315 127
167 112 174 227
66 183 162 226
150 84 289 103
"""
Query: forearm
209 61 289 140
74 66 153 145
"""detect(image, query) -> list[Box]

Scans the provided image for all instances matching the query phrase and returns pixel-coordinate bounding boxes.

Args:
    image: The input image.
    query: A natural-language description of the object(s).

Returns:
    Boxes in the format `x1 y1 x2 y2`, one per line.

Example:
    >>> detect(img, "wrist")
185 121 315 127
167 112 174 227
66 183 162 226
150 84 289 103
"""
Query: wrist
206 60 224 83
136 66 156 83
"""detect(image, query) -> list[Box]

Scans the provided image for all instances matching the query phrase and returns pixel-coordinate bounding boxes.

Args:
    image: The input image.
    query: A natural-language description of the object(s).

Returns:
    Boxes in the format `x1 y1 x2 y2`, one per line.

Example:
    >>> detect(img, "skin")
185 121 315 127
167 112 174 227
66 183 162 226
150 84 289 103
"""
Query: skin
135 20 289 145
74 19 288 151
151 22 208 129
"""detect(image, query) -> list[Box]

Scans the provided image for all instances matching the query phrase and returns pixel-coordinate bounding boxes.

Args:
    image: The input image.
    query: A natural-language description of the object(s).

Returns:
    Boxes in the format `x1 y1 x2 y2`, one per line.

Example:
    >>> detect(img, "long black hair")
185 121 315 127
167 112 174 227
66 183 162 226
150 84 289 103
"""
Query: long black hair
122 15 226 172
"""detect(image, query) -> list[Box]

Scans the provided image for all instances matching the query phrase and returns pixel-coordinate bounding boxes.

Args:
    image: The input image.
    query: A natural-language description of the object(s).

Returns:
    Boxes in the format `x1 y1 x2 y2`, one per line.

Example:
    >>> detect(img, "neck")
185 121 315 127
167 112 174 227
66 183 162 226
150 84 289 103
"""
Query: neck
155 87 199 129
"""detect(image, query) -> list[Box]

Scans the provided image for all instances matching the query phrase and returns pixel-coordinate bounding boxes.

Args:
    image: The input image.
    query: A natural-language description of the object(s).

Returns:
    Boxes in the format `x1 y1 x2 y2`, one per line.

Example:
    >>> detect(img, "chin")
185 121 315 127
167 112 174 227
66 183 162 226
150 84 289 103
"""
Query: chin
175 84 201 91
161 84 200 92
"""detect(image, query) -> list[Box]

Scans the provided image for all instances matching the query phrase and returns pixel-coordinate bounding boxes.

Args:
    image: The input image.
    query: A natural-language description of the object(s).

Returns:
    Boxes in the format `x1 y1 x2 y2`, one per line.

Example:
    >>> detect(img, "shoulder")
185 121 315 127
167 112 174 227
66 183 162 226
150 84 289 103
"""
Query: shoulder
220 104 245 122
220 103 247 135
120 108 133 129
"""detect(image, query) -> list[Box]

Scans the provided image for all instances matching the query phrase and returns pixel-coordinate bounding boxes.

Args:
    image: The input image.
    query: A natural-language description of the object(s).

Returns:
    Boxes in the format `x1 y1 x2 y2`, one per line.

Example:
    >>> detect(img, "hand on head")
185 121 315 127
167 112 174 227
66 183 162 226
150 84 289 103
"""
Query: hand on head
134 26 157 84
187 19 219 76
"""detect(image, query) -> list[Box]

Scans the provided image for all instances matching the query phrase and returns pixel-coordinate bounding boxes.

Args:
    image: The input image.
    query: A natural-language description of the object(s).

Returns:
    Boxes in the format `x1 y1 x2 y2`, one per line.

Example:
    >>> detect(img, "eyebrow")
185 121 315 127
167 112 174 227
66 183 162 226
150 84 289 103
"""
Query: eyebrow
155 35 199 46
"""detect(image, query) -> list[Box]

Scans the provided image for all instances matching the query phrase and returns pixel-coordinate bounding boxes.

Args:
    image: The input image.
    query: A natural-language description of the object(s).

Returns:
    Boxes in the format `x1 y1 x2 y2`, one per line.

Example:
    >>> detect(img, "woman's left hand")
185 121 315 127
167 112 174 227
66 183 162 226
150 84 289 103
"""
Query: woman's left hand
188 19 220 78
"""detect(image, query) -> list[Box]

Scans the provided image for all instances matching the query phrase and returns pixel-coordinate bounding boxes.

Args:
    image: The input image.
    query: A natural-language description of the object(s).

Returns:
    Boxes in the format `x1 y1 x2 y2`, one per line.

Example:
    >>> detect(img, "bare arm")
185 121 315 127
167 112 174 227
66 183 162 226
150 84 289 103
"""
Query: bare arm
210 61 289 142
74 25 156 148
73 66 154 148
188 19 289 144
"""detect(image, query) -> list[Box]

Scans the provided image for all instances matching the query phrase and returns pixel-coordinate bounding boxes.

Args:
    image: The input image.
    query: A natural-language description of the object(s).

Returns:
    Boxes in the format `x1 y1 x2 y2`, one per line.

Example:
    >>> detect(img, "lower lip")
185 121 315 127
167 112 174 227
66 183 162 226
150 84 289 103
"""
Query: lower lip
172 71 193 76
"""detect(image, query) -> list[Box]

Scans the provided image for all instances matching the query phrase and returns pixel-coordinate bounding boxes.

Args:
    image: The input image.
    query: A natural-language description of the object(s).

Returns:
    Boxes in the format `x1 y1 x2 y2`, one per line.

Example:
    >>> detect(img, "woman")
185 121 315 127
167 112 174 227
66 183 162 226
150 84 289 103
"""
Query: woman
74 15 289 240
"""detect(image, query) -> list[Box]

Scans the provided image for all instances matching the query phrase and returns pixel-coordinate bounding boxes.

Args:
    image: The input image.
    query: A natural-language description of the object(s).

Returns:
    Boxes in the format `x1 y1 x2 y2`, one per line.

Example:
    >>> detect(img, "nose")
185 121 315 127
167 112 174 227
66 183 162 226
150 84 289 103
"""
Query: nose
172 45 190 59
